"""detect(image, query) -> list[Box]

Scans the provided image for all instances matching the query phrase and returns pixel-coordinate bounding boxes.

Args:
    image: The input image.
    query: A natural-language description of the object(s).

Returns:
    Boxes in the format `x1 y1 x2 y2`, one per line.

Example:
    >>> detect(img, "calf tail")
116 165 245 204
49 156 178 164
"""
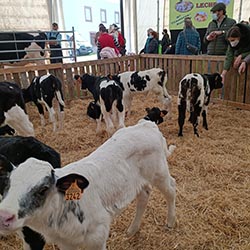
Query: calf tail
55 90 65 107
165 143 176 158
53 76 65 107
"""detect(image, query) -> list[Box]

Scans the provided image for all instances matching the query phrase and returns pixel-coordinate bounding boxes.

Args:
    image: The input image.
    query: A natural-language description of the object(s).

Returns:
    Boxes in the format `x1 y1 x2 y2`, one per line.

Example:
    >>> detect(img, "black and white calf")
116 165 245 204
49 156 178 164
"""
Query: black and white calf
0 110 176 250
178 73 223 137
75 74 125 136
110 68 172 117
0 136 61 250
144 107 168 125
0 82 34 136
0 32 47 64
22 74 65 132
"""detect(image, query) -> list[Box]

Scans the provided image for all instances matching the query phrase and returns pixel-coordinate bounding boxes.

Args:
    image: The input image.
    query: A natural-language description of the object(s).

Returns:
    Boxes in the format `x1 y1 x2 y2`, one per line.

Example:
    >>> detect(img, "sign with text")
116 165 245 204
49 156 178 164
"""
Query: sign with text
169 0 234 30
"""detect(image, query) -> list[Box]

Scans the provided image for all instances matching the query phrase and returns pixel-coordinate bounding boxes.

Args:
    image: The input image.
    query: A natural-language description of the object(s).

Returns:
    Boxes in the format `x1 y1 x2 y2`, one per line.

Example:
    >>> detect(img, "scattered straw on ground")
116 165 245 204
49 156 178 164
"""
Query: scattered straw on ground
0 93 249 250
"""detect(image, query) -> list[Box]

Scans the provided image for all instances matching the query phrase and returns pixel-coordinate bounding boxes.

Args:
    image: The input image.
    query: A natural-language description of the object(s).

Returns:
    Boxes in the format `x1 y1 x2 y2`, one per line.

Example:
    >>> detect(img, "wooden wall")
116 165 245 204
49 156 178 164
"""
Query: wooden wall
0 54 250 108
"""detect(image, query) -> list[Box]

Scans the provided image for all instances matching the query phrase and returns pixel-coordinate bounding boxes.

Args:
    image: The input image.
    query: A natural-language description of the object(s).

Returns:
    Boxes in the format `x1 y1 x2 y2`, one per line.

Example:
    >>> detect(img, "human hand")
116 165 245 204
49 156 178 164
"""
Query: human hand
221 70 227 83
233 55 242 69
238 61 247 74
207 32 217 41
213 31 224 36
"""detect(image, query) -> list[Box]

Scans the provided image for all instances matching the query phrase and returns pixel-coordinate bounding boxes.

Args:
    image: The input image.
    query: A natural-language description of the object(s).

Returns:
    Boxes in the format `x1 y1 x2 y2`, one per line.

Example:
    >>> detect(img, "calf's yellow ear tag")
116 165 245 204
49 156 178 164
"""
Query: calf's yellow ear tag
65 180 83 201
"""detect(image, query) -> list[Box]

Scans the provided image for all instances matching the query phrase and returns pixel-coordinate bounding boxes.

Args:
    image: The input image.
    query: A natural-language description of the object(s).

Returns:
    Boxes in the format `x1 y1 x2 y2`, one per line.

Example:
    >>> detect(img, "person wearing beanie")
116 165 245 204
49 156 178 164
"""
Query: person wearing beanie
204 2 236 55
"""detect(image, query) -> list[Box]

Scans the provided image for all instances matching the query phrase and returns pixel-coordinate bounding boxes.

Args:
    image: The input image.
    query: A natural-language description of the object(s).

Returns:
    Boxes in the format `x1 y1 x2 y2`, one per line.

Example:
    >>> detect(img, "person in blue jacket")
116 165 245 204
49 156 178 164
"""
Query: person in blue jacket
175 17 201 55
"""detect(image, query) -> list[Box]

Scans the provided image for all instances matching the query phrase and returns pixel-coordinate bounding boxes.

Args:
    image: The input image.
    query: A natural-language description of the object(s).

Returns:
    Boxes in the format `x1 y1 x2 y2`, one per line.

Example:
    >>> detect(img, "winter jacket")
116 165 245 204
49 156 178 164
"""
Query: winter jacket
223 23 250 70
204 15 236 55
141 37 159 54
161 34 171 53
175 28 201 55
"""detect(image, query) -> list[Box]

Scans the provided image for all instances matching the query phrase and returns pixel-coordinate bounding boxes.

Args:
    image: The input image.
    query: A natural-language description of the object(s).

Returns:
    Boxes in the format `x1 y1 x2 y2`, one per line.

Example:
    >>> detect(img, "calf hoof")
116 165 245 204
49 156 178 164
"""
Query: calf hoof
127 225 140 237
203 125 208 130
194 132 200 137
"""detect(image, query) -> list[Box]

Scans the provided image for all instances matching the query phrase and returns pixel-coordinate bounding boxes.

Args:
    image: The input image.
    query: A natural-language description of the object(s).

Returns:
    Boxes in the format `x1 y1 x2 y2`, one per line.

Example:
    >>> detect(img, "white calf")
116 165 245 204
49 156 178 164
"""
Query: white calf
0 118 176 250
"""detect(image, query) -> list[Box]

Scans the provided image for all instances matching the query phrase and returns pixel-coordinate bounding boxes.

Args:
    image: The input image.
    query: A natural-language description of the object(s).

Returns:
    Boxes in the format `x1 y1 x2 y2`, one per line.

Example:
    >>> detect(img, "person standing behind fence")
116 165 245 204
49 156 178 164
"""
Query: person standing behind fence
161 29 171 54
109 24 126 56
95 23 106 59
221 23 250 83
140 29 159 54
175 17 201 55
97 25 120 59
204 3 236 55
46 22 63 63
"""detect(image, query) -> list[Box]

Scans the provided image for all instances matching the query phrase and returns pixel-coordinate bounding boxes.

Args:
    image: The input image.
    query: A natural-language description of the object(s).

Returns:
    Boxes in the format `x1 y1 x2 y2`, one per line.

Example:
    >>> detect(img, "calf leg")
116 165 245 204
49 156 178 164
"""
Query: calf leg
127 185 152 237
21 227 45 250
48 107 57 132
103 112 115 136
153 167 176 228
124 95 132 117
41 99 57 132
178 99 186 136
84 223 109 250
96 117 103 135
202 108 208 130
35 102 45 127
190 105 202 137
116 99 125 129
58 103 65 130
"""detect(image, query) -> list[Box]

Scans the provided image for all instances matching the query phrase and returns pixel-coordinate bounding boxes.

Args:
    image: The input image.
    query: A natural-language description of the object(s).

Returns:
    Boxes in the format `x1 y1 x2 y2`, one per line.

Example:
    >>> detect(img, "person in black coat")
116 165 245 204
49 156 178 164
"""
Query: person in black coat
161 29 171 54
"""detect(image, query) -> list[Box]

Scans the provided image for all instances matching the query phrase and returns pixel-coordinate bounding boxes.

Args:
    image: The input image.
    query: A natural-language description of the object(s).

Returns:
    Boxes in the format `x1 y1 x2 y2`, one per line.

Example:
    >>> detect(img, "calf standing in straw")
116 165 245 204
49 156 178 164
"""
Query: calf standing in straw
0 108 176 250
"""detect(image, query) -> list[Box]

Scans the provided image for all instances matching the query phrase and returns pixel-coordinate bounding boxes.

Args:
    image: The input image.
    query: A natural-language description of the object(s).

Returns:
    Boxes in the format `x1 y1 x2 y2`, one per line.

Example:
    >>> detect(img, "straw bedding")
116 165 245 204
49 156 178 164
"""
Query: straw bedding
0 93 249 250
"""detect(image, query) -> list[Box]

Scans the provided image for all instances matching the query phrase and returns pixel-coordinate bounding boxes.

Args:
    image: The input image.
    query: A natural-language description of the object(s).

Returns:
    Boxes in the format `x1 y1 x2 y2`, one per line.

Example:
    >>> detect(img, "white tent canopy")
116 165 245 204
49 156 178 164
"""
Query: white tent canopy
0 0 65 32
0 0 50 31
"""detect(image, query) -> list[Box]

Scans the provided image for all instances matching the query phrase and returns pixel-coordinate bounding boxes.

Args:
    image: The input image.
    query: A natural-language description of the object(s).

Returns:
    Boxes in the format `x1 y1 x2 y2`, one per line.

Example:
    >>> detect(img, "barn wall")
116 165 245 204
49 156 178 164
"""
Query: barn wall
0 0 51 31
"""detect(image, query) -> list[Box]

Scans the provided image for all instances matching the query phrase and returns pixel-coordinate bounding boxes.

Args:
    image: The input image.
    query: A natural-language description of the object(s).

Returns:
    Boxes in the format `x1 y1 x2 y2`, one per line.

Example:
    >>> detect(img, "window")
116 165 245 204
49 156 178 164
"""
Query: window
114 11 120 24
84 6 92 22
100 9 107 23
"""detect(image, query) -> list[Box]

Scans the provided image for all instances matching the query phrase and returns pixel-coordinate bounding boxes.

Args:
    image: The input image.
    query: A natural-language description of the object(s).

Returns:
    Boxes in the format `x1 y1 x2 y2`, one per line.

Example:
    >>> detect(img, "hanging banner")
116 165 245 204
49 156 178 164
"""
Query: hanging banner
169 0 234 30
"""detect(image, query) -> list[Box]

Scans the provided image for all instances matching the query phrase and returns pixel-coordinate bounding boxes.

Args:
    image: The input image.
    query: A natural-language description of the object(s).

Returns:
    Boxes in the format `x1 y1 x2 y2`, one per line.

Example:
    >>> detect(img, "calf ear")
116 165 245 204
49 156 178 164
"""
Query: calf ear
0 154 14 176
107 74 112 79
161 110 168 117
145 107 151 113
56 173 89 199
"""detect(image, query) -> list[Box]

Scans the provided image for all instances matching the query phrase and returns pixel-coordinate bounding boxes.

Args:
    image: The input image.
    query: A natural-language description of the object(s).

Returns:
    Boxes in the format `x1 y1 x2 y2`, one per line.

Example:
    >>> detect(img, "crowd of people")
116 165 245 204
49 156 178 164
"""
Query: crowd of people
47 3 250 83
138 2 250 83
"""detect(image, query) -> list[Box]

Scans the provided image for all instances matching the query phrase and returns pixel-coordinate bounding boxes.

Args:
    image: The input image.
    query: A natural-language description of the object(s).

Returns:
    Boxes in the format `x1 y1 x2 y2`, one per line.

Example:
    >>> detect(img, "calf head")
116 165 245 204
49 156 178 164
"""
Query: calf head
144 107 168 124
76 74 97 90
87 101 101 120
0 158 89 234
204 73 223 90
74 75 82 86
